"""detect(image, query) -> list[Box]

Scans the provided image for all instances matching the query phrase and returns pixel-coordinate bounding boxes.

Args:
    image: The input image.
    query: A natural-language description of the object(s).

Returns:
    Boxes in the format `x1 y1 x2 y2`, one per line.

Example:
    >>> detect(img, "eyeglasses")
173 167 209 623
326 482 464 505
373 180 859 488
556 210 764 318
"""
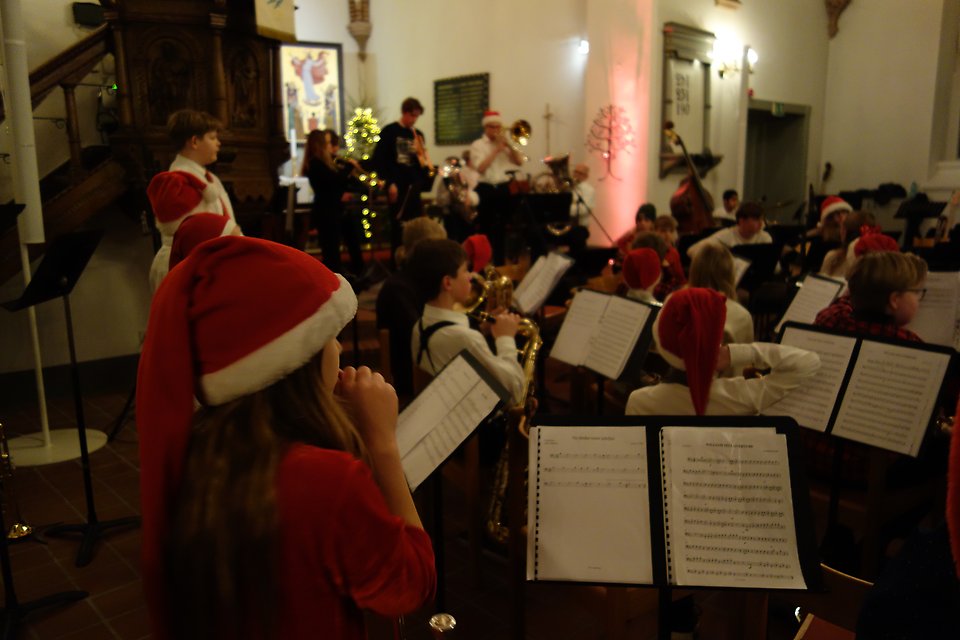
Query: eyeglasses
905 288 927 301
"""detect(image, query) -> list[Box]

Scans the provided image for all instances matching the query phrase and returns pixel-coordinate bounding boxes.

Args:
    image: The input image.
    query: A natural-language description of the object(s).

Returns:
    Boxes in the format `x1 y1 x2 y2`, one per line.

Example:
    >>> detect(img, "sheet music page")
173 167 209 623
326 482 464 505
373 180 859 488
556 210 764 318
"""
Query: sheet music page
583 296 652 379
775 276 845 333
733 257 751 287
527 425 652 584
397 355 501 491
831 341 950 456
661 427 806 589
766 327 857 432
513 252 573 314
907 271 960 347
550 289 609 367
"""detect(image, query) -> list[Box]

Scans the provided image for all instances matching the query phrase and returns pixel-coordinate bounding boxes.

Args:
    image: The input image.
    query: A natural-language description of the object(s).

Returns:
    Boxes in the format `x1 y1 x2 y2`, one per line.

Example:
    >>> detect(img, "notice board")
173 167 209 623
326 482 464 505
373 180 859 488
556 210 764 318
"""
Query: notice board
434 73 489 145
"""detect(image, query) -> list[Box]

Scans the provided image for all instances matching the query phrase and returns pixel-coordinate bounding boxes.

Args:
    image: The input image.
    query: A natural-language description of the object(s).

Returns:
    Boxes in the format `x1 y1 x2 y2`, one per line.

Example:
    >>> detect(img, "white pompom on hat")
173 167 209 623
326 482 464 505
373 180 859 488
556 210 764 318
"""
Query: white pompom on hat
482 110 503 127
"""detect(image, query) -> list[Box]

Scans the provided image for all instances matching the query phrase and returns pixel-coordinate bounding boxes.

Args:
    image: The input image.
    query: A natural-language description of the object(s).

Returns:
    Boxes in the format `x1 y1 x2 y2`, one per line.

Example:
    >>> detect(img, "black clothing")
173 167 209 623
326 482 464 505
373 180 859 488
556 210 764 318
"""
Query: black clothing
306 159 364 275
372 123 430 257
375 270 424 399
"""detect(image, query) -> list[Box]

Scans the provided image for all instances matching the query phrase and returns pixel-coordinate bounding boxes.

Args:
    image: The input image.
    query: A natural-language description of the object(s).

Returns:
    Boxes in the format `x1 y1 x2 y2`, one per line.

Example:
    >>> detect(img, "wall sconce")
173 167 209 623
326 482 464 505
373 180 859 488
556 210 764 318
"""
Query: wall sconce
710 38 758 78
578 39 590 55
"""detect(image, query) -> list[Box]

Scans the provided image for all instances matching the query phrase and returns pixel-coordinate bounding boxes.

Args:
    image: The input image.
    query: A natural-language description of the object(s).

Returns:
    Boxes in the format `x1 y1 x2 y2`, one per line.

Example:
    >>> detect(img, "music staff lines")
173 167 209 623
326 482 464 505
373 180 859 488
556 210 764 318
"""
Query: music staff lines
542 464 644 474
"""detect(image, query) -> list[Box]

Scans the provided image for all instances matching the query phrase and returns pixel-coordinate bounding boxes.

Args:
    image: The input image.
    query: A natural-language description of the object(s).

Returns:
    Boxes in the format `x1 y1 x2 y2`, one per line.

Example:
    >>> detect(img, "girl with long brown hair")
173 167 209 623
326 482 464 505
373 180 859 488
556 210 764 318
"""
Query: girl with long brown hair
137 236 435 640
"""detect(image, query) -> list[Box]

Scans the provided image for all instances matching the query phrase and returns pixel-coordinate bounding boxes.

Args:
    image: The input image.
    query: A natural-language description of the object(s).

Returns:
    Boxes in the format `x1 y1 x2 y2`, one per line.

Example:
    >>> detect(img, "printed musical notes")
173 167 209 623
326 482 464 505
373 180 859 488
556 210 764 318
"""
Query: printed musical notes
528 426 652 584
775 274 845 333
551 289 655 380
513 252 574 314
660 427 806 589
907 271 960 348
397 352 506 490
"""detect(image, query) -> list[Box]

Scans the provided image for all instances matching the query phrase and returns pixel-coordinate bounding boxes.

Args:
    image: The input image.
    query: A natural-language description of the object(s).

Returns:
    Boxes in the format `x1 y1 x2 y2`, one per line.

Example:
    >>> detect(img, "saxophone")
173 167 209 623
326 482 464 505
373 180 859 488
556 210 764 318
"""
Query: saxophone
469 266 541 545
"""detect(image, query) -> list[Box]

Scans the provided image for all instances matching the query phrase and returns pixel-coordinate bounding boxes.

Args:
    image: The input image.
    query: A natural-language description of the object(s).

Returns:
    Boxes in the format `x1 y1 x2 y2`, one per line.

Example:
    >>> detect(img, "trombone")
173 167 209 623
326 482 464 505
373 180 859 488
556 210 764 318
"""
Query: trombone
0 422 33 540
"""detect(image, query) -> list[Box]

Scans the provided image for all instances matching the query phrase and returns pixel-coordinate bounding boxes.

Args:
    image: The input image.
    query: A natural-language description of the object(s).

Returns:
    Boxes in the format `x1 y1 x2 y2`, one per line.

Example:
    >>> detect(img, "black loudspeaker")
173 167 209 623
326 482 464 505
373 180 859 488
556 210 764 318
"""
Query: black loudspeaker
72 2 104 27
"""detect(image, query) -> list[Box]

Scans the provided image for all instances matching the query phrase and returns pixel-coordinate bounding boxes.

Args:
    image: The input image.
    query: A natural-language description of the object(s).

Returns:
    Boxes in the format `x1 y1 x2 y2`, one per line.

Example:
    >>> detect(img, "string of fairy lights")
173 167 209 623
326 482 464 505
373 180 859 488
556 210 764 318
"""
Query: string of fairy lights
343 108 382 241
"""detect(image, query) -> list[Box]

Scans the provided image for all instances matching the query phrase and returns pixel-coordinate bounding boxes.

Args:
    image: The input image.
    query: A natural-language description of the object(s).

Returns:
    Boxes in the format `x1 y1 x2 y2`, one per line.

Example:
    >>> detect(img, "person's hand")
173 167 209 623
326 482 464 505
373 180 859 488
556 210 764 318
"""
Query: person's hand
348 159 363 170
387 183 398 204
714 345 731 372
489 311 521 339
340 193 353 203
335 366 399 453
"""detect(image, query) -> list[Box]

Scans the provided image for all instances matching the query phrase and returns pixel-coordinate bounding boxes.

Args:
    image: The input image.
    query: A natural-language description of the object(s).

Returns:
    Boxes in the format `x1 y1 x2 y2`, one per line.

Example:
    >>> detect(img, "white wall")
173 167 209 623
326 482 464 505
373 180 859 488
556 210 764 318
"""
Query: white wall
0 0 111 204
648 0 830 214
820 0 945 192
295 0 588 171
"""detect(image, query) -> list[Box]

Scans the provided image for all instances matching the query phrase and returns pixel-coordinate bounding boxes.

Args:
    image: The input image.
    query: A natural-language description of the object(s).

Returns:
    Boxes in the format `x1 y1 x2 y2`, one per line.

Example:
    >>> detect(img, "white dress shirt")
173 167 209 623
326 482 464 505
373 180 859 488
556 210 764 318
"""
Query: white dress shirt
469 136 523 184
687 226 773 258
570 181 595 226
411 304 525 405
625 343 819 415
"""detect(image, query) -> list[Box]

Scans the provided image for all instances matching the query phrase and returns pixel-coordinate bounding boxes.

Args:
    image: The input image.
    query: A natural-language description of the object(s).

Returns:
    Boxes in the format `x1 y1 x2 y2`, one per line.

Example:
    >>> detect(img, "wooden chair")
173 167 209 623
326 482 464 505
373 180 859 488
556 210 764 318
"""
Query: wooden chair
412 365 483 587
789 564 873 639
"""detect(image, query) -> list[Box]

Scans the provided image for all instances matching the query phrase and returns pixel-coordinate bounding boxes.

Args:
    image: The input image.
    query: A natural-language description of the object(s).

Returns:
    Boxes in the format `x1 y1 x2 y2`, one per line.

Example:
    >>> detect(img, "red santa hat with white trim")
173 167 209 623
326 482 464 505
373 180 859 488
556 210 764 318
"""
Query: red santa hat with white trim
653 288 727 415
136 235 356 620
463 234 493 272
168 213 238 271
481 110 503 127
819 196 852 226
622 248 662 292
146 171 209 236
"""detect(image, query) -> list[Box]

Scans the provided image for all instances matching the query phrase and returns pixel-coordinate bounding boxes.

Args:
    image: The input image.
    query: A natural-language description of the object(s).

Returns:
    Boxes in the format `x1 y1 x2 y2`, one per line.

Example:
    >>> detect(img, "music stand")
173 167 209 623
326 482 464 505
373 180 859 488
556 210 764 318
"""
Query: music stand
0 202 26 235
731 243 781 292
1 230 140 567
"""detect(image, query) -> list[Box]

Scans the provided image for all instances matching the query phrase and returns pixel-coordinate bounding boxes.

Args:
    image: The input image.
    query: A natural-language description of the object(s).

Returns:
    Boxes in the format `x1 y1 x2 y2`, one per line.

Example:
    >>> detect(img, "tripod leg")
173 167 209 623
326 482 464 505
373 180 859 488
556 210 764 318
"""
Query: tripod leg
107 381 136 442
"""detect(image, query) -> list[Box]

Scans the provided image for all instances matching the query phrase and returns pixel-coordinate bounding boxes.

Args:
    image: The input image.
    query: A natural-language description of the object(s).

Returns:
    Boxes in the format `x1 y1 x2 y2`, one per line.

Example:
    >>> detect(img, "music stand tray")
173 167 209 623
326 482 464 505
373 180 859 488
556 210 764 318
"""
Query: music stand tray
1 230 139 566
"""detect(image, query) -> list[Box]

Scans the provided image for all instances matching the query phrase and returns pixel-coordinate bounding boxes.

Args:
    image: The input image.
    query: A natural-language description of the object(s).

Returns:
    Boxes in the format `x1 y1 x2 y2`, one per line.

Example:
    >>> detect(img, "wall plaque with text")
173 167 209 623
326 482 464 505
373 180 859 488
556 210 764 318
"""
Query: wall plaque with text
434 73 489 146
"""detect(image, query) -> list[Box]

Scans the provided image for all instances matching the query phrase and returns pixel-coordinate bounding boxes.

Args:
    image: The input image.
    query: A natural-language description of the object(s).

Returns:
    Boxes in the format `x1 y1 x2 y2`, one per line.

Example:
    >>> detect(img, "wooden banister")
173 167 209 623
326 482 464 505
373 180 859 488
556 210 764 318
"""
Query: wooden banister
0 24 111 123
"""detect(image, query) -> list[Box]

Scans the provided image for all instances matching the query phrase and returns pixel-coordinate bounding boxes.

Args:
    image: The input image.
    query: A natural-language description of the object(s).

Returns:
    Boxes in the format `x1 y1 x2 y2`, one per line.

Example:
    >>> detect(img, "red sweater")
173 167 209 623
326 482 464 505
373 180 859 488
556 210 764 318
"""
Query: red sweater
274 445 436 639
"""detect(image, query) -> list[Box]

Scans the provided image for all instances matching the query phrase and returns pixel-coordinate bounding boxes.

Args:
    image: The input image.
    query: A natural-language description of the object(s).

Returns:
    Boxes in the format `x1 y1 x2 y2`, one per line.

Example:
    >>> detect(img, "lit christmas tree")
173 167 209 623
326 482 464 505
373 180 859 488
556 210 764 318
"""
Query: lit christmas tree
343 107 381 162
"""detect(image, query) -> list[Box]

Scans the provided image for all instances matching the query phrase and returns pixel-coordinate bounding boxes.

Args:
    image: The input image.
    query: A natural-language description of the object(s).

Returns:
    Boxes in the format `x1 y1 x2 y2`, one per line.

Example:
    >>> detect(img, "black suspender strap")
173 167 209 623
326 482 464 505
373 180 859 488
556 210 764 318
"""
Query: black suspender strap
416 318 456 371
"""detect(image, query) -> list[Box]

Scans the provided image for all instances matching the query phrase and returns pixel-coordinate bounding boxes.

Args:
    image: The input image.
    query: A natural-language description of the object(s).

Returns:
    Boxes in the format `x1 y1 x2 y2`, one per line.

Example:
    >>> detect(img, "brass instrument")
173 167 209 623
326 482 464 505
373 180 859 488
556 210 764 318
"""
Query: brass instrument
467 267 542 545
0 422 33 540
507 119 532 147
429 613 457 637
440 162 477 224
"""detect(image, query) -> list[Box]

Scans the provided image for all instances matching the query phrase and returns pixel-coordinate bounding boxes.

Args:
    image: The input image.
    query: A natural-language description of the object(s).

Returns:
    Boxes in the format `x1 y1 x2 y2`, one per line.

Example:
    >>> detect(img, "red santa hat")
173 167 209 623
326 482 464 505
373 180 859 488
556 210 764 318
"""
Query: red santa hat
819 196 852 225
948 398 960 579
169 213 237 271
853 229 900 257
146 171 208 236
463 234 493 272
653 288 727 415
136 236 357 619
622 248 662 291
481 110 503 127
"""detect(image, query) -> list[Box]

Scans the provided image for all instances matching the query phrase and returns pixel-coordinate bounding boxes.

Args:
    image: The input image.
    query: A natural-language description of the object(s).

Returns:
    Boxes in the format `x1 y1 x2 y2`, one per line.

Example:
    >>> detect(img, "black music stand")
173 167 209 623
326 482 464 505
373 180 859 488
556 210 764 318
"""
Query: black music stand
0 481 87 639
2 230 140 567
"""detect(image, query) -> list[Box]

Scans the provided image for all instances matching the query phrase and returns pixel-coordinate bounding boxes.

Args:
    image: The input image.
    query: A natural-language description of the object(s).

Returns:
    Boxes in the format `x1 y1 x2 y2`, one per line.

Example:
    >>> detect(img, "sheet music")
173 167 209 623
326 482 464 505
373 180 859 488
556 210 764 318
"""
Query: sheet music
766 328 857 432
831 341 950 456
550 289 609 367
733 257 751 287
397 355 502 491
775 275 845 333
513 252 574 314
661 427 806 589
583 296 652 380
528 426 652 584
907 271 960 348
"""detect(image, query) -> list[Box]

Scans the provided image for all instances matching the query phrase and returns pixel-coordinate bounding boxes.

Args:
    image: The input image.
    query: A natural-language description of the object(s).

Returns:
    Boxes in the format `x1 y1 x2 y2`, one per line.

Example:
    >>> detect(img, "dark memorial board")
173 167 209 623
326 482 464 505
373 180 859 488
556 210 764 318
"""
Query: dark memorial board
434 73 489 145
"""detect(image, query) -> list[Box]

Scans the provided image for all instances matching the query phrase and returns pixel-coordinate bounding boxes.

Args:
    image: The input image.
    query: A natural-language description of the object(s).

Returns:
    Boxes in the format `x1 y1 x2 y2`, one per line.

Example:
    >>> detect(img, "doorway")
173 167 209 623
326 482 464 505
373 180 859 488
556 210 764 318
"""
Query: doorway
744 100 810 224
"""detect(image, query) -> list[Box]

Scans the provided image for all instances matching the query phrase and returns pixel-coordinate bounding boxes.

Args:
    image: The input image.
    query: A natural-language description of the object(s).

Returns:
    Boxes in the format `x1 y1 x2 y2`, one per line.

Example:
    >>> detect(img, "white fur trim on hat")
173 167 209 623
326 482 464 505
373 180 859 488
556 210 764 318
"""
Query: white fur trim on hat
652 311 685 372
482 110 503 127
200 274 357 405
821 198 852 220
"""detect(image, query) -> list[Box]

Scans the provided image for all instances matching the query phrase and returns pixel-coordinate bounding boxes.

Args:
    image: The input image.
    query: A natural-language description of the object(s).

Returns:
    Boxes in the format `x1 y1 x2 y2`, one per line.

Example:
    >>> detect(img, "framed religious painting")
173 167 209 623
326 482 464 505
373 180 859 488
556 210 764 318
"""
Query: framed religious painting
279 42 345 142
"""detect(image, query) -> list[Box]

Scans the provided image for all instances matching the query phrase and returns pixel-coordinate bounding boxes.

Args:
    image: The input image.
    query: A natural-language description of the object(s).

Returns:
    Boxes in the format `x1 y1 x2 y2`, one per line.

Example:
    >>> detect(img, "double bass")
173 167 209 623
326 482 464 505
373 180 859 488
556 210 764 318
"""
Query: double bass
665 122 715 234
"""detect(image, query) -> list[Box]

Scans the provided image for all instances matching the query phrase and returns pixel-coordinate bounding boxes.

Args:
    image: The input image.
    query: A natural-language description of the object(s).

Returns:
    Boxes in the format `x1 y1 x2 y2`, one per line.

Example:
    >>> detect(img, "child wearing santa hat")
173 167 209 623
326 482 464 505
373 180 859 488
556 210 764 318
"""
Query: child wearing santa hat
145 109 241 291
167 213 240 272
625 287 819 416
137 236 435 640
622 248 662 303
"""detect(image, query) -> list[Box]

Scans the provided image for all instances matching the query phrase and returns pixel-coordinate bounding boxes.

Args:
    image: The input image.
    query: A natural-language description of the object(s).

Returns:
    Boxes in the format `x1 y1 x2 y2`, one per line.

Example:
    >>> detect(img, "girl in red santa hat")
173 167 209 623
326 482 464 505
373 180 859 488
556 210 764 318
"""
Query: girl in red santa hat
137 236 435 640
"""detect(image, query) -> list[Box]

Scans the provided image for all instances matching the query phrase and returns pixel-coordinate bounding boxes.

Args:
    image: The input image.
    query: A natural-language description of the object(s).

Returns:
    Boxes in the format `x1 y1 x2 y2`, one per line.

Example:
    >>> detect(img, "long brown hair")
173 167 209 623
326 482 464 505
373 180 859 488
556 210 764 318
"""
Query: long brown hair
300 129 336 174
164 349 365 640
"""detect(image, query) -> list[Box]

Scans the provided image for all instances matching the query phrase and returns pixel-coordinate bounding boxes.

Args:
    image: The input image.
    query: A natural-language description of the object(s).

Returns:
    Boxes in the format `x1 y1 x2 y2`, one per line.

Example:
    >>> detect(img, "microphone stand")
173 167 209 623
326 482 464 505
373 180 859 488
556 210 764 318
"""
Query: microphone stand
573 188 614 246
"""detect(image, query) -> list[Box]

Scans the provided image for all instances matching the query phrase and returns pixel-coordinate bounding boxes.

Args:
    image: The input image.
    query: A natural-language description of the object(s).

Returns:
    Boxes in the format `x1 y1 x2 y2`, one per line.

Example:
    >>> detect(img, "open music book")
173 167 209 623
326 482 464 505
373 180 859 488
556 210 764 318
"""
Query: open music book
550 289 659 380
397 351 509 491
527 417 819 590
513 252 575 314
768 323 952 456
733 256 751 287
907 271 960 349
775 274 846 333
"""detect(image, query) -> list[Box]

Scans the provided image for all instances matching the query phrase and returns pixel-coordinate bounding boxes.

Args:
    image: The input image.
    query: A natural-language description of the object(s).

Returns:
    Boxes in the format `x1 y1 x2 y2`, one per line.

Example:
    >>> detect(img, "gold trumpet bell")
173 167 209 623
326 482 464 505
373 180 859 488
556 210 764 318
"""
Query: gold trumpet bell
510 119 532 147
